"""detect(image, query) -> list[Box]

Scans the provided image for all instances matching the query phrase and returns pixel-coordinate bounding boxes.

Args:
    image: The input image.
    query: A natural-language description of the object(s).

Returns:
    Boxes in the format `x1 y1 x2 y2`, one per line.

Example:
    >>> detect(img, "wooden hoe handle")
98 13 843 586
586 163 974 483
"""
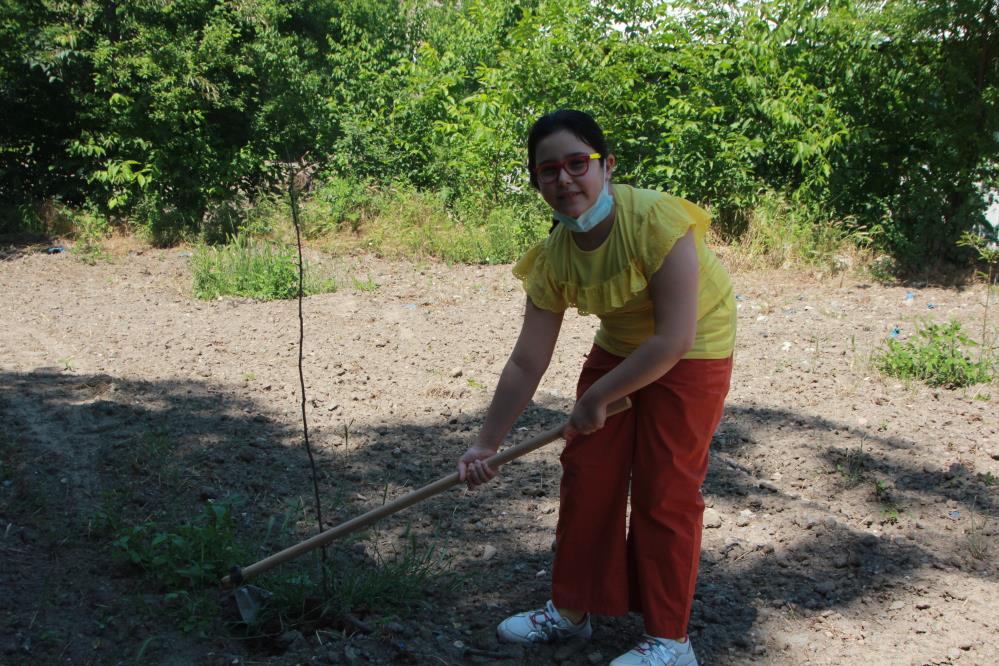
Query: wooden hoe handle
222 396 631 587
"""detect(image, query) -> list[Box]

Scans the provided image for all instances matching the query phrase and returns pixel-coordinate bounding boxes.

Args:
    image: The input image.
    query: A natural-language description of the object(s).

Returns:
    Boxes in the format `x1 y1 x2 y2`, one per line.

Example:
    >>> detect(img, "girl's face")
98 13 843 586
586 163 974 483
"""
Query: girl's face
534 130 615 219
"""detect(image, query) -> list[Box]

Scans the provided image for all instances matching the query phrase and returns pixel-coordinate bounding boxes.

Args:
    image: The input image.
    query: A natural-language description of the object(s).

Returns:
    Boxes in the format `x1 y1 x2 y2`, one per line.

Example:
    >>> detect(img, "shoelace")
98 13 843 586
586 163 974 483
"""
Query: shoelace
633 636 683 665
526 607 565 641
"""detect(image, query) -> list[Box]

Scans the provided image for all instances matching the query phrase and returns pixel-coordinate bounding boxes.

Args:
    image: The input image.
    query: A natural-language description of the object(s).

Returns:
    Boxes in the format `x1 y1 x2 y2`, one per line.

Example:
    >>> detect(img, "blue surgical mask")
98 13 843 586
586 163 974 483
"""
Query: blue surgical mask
553 175 614 233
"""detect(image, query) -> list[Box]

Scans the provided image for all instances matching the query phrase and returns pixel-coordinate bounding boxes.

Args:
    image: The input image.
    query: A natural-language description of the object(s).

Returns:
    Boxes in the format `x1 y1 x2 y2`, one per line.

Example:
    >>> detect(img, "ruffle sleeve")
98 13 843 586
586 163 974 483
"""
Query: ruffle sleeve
513 239 649 316
512 243 567 313
640 196 710 276
559 260 648 316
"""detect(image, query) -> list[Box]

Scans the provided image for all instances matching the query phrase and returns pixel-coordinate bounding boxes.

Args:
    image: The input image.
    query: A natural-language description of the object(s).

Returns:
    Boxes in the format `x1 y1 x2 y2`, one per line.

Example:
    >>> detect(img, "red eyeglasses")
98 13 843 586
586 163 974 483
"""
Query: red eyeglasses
533 153 602 184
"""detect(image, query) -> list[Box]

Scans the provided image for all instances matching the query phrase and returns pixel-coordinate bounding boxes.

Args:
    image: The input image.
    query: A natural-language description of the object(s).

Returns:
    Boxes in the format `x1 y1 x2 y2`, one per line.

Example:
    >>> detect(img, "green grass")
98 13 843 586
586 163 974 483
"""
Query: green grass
190 233 335 300
873 319 993 388
351 274 379 291
260 177 551 265
106 497 453 633
731 191 865 272
72 209 112 264
256 531 455 629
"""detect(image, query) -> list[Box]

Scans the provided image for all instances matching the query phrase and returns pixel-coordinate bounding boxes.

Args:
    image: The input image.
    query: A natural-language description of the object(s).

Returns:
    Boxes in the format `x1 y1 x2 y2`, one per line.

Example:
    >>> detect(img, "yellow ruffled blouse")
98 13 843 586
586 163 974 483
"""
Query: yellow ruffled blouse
513 184 735 359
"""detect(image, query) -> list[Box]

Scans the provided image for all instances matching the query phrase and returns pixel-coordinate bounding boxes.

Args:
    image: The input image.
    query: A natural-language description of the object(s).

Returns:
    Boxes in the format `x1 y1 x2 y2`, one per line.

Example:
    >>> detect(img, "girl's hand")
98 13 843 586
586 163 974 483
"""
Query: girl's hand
457 445 499 489
564 393 607 439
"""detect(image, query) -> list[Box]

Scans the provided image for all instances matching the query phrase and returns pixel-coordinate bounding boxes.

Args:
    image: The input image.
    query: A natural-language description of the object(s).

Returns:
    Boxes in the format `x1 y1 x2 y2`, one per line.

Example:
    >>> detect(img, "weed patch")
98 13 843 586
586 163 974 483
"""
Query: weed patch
111 502 246 591
263 179 550 265
253 532 455 631
873 319 993 388
731 191 865 272
836 442 866 488
351 275 379 292
72 210 112 264
107 498 453 634
191 233 335 301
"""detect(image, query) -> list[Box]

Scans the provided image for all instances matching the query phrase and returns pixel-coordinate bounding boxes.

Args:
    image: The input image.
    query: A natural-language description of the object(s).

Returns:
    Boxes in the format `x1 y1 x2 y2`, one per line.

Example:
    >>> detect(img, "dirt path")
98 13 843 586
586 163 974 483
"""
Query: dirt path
1 244 996 665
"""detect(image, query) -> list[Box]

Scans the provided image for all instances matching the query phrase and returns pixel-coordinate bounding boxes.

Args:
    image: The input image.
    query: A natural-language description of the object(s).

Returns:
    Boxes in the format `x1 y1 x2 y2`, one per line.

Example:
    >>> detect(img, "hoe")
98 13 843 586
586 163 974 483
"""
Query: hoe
222 397 631 622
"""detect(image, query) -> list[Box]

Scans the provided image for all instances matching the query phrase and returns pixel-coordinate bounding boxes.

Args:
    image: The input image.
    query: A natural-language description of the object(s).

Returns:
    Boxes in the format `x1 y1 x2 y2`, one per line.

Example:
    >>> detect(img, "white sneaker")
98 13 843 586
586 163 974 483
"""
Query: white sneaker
610 635 698 665
496 600 592 644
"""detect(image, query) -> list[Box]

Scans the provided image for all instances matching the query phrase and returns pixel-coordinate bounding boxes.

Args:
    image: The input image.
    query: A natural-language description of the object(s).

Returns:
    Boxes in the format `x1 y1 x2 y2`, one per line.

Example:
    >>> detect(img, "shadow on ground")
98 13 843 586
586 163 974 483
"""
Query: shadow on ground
0 370 993 664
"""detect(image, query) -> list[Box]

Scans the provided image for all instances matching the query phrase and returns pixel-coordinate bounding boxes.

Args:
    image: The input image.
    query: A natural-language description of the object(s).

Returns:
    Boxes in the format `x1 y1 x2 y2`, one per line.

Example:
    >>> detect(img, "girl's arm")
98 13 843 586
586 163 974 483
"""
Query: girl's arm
565 229 698 437
459 297 564 487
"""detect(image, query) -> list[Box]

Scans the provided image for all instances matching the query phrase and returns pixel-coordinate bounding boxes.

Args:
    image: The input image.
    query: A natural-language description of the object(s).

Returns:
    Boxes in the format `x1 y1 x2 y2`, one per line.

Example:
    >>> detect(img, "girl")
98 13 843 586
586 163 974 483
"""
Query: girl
457 109 735 666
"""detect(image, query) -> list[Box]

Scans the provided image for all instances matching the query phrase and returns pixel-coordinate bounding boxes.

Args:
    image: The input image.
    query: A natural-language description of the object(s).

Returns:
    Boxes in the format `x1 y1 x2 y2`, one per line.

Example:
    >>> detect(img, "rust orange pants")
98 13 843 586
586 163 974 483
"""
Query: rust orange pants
551 345 733 638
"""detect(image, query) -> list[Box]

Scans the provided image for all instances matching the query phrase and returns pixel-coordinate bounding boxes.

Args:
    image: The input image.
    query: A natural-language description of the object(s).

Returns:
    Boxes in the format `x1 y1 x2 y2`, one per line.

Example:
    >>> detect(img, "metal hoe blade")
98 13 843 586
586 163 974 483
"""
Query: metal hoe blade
234 584 272 624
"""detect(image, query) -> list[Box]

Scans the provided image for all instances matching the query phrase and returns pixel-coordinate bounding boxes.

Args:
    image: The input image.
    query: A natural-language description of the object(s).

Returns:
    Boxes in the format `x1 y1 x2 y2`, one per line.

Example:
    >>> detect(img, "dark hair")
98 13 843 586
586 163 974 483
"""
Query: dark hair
527 109 608 189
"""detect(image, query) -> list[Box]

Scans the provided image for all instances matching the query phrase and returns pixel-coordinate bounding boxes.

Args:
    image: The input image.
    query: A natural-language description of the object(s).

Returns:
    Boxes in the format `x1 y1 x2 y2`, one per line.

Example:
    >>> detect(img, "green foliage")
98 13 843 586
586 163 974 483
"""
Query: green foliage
297 178 549 264
874 319 994 388
109 502 452 632
351 275 379 292
309 176 380 235
190 233 335 301
328 533 452 613
3 0 997 267
71 209 111 264
734 190 863 269
111 502 245 592
256 532 454 628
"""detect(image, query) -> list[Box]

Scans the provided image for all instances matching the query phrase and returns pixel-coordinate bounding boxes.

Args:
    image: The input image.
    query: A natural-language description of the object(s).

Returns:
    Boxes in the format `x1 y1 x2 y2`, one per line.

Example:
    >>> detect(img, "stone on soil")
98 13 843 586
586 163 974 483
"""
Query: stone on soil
703 508 722 528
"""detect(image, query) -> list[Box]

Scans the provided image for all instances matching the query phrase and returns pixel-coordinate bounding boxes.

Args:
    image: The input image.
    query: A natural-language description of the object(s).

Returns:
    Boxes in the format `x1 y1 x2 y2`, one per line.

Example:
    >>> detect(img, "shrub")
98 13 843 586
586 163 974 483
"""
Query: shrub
874 319 993 388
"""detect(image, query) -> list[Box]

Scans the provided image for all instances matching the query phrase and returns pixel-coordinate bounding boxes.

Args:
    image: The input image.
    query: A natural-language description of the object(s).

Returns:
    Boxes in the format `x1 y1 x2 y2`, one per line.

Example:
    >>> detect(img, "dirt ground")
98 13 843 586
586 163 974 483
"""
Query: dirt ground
1 239 997 666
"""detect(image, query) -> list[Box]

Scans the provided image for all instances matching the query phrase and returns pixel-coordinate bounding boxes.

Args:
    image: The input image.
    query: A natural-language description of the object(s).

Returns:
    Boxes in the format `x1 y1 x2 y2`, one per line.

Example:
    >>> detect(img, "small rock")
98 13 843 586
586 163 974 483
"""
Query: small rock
277 630 306 651
703 508 722 528
450 367 463 378
481 545 498 561
824 516 838 529
947 647 962 660
535 569 547 578
889 600 905 611
758 480 779 492
783 633 810 650
587 651 604 664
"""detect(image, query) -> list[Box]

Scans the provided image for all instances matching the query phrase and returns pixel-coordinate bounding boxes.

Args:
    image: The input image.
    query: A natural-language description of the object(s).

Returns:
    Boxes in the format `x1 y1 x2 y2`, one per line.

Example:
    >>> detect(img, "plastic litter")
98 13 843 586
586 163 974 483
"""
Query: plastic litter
903 292 914 305
927 303 936 309
402 303 417 310
947 510 961 520
46 246 65 254
178 251 192 257
889 326 901 338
